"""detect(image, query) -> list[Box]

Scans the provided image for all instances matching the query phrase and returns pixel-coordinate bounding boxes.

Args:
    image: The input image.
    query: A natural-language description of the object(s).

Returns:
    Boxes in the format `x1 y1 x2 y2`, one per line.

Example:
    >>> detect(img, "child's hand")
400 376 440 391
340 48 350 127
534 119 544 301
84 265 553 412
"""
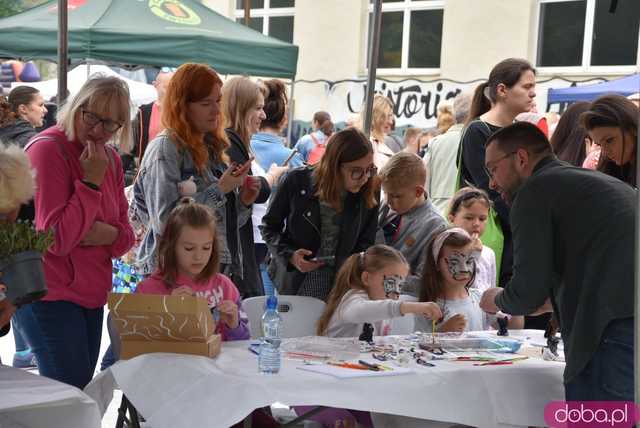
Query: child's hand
470 232 483 252
400 301 443 320
171 285 194 296
217 300 239 329
439 313 467 332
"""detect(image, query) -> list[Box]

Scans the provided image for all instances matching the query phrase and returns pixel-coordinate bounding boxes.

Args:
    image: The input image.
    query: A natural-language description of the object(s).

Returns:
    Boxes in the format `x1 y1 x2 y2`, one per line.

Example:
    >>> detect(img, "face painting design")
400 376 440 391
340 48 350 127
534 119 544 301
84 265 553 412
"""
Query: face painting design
444 251 476 280
383 275 403 298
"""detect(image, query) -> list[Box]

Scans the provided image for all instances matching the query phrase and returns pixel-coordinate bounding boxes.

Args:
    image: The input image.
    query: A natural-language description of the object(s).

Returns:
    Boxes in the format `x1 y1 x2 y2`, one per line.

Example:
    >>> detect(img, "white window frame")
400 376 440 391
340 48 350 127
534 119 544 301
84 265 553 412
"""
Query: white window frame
535 0 640 75
234 0 295 42
364 0 444 76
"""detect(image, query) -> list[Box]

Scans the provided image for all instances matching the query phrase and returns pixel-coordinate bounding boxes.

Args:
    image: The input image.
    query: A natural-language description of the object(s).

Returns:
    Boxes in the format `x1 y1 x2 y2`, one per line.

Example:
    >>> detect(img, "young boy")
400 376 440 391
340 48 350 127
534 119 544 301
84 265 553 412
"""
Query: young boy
377 152 447 296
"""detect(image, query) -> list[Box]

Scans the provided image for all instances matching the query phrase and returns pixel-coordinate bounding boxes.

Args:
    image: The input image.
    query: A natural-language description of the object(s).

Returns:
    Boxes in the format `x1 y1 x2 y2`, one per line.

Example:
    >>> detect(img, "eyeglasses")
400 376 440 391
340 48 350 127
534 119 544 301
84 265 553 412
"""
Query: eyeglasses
81 110 123 133
343 165 377 181
484 151 517 179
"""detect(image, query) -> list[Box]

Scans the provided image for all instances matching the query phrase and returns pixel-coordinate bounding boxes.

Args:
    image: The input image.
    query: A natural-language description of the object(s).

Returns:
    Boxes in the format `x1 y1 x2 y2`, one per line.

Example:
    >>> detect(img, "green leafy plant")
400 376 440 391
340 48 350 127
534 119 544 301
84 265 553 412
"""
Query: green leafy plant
0 220 54 261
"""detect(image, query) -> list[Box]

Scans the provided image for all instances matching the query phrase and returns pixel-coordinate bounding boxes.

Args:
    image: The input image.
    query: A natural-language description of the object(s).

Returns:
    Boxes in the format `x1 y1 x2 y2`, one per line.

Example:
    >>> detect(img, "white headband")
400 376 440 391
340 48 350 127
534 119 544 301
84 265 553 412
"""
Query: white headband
432 227 472 262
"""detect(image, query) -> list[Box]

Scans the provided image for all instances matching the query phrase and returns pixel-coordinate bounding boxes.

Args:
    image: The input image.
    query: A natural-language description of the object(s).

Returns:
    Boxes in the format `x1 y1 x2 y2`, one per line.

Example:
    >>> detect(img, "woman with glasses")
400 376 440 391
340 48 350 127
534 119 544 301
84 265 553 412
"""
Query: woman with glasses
261 127 379 300
14 76 135 389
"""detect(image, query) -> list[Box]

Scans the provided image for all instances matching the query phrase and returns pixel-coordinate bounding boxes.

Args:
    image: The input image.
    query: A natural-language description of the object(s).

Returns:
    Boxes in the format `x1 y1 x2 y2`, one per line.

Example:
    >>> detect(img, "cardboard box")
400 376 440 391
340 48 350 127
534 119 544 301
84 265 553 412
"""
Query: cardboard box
108 293 221 360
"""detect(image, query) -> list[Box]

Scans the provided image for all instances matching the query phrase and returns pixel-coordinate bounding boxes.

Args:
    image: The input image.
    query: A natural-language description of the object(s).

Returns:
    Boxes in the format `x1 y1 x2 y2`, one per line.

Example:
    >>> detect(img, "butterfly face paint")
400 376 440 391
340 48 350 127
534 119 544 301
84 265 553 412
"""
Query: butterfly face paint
444 251 476 281
383 275 403 298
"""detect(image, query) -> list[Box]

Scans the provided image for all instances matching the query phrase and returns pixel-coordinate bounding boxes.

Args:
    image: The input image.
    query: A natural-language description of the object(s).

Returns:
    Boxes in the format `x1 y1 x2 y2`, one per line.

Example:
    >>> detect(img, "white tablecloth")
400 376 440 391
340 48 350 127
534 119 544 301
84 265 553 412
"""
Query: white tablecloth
85 330 565 428
0 365 102 428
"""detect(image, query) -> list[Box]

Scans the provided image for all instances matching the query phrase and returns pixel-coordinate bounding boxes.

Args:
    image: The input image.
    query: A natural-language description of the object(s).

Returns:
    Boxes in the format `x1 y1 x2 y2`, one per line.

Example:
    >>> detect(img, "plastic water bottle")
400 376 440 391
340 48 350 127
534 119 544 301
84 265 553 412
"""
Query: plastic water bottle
259 295 282 374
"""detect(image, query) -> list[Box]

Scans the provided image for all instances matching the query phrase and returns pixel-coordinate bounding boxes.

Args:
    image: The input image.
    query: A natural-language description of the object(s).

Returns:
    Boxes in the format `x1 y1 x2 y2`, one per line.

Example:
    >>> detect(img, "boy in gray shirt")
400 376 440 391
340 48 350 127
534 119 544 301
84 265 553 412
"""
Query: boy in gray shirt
377 153 447 296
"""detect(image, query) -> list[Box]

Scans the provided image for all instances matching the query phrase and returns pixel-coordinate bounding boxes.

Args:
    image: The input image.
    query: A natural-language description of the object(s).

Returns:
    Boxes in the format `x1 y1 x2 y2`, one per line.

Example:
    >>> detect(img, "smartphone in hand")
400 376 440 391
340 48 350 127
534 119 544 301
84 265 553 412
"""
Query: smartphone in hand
309 255 335 263
283 149 299 167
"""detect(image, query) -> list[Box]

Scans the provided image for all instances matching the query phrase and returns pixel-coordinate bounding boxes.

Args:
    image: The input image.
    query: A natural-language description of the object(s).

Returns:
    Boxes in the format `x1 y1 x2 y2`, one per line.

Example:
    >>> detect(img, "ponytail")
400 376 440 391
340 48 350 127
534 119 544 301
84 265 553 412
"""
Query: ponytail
466 82 491 125
316 253 363 335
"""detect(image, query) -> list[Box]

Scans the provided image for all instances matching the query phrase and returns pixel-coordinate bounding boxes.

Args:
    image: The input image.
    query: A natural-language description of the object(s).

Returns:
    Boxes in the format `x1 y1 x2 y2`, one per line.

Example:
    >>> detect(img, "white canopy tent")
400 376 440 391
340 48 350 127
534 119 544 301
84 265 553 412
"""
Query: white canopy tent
11 65 157 107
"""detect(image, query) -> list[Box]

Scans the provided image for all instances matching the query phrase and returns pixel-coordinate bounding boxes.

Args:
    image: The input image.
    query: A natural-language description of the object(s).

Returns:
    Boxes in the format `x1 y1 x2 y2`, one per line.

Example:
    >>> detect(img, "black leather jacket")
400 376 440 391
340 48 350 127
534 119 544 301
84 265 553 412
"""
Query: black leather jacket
260 167 378 295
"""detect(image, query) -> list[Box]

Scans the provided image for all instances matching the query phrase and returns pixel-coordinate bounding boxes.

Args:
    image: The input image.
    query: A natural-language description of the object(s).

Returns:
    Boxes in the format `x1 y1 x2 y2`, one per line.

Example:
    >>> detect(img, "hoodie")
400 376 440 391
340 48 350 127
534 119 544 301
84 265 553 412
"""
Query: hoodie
0 119 37 148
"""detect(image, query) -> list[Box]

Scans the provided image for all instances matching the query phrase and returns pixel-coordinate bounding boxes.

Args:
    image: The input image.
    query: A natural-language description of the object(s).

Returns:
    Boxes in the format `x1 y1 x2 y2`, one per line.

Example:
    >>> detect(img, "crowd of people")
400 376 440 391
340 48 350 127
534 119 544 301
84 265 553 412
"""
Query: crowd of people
0 57 637 425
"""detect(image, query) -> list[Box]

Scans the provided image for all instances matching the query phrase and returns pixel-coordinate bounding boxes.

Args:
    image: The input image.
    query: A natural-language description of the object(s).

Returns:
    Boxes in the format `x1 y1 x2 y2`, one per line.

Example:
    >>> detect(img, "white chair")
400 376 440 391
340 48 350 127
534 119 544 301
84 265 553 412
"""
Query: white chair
389 294 418 335
243 295 326 339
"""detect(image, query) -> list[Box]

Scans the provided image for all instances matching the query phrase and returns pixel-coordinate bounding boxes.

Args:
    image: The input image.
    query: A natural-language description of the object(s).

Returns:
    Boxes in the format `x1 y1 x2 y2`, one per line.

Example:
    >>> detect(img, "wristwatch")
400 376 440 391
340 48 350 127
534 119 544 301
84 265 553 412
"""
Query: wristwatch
81 180 100 191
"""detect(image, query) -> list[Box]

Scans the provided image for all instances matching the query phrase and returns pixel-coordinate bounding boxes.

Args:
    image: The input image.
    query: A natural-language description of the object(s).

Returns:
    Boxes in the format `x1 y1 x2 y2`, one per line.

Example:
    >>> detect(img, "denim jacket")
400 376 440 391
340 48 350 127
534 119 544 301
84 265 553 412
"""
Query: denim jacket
133 131 249 276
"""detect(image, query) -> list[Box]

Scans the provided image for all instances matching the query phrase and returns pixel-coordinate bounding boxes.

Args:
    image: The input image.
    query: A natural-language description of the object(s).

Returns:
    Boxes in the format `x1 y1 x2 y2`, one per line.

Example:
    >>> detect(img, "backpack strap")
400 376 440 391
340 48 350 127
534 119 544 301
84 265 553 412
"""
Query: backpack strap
309 132 321 146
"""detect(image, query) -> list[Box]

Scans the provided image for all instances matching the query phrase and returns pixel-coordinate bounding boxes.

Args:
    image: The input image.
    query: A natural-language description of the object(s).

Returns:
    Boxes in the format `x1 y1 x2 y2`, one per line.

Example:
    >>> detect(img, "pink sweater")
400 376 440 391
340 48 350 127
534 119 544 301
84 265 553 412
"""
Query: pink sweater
137 272 250 341
28 126 135 308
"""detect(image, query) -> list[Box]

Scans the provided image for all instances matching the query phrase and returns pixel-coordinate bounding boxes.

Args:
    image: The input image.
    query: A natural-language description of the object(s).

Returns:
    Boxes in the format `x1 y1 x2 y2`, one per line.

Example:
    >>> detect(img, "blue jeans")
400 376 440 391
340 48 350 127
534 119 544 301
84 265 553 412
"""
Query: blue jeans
565 317 634 401
11 316 29 352
14 300 103 389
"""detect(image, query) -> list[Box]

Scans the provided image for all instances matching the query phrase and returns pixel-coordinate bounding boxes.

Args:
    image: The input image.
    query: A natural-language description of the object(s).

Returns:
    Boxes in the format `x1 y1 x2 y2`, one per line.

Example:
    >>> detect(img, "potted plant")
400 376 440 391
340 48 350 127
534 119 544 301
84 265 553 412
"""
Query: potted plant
0 220 53 306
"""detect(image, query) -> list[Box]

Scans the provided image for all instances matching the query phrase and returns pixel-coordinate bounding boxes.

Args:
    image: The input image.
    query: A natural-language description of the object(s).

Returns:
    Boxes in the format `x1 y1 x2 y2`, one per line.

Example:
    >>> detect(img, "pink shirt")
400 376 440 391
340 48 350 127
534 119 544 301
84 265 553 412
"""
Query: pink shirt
27 126 135 308
136 272 250 341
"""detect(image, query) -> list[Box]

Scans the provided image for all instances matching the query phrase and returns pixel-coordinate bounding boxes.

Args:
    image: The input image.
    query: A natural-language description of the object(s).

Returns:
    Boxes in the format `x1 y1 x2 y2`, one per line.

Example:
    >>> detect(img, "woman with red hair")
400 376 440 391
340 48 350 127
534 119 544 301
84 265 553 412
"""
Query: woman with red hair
133 63 253 280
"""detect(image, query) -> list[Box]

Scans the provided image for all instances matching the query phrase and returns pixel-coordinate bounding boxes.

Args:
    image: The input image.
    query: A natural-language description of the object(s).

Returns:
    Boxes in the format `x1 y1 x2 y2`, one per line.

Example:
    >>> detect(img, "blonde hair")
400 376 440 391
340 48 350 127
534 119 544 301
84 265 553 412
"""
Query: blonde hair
436 102 455 134
355 94 394 139
56 75 133 153
316 245 407 336
379 152 426 188
222 76 265 149
0 143 35 213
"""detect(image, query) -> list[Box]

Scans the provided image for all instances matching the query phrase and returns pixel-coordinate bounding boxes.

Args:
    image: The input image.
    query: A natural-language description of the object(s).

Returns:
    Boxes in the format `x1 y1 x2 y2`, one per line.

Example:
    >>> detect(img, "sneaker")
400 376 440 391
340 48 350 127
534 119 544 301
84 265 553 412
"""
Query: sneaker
13 351 37 369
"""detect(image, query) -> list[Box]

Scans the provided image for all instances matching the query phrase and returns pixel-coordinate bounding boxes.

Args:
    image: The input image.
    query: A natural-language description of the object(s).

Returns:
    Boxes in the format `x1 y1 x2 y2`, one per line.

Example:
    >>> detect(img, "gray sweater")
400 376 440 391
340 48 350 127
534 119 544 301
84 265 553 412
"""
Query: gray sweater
376 199 447 295
133 132 249 276
495 156 635 383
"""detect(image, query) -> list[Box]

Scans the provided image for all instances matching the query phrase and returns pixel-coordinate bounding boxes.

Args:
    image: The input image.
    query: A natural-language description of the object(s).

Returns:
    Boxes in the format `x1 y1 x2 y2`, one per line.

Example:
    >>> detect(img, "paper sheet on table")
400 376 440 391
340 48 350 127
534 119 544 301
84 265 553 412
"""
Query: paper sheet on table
298 364 414 379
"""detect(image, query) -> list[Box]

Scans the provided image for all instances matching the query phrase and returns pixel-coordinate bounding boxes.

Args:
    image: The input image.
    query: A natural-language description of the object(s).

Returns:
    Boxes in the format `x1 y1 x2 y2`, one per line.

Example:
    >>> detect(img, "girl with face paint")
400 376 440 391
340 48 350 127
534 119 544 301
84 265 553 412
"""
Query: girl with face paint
316 244 442 338
416 228 522 333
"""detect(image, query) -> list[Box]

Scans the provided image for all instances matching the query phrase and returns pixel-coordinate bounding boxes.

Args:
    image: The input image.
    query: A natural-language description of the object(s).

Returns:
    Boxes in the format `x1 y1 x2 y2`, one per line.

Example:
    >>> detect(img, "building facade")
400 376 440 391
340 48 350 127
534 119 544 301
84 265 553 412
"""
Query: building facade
202 0 640 135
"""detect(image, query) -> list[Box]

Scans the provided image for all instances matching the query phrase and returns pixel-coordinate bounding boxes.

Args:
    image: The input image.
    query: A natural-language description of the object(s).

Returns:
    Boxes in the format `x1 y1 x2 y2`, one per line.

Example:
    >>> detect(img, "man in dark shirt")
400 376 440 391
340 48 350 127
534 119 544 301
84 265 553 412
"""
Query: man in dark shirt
479 122 635 401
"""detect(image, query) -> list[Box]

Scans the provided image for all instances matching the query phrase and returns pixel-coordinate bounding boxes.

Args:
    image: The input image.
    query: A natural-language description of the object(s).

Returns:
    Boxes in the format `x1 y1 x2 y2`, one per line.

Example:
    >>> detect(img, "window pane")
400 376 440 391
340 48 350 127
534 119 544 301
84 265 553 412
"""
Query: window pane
591 0 640 65
236 17 264 33
378 11 403 68
537 1 586 67
409 9 443 68
235 0 264 9
271 0 295 7
269 15 294 43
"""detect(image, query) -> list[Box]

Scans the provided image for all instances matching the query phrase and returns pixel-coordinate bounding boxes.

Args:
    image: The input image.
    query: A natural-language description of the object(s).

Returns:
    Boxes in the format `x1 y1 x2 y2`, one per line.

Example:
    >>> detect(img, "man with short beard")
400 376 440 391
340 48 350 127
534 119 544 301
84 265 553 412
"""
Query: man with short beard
479 122 635 402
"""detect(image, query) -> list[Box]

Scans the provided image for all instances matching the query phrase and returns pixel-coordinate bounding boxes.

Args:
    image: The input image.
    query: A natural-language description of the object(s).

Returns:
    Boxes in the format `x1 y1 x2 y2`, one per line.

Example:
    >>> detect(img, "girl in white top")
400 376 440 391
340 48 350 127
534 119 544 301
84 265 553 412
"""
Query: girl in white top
316 244 442 338
415 228 523 333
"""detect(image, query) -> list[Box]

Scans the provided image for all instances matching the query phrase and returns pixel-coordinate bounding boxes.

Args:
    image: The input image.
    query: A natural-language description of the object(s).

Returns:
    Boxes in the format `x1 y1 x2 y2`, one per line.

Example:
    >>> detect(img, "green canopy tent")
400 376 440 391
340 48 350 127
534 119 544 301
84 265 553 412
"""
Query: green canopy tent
0 0 299 78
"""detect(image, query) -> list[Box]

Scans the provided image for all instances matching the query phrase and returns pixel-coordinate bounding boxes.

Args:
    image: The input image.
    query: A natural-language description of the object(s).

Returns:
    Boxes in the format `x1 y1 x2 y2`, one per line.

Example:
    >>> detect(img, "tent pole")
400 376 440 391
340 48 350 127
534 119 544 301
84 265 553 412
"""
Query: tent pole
633 123 640 406
363 0 382 138
287 78 295 148
244 0 250 25
57 0 68 104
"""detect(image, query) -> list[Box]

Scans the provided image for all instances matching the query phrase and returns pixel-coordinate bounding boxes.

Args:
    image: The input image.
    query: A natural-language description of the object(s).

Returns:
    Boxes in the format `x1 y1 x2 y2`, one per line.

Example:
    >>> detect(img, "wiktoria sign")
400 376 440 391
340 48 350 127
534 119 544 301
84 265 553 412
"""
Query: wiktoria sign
292 77 606 129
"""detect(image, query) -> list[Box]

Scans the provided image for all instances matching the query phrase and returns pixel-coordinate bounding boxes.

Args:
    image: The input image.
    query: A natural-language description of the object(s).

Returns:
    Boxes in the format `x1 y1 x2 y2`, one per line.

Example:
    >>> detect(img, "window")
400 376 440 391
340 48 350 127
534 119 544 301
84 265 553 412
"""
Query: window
235 0 295 44
367 0 444 73
537 0 640 70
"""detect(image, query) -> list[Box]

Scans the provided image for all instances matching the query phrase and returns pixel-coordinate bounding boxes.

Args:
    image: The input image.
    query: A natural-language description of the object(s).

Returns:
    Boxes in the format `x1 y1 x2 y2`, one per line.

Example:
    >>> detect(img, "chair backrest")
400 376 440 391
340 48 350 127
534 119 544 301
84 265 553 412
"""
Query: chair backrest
389 294 417 335
243 295 326 339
